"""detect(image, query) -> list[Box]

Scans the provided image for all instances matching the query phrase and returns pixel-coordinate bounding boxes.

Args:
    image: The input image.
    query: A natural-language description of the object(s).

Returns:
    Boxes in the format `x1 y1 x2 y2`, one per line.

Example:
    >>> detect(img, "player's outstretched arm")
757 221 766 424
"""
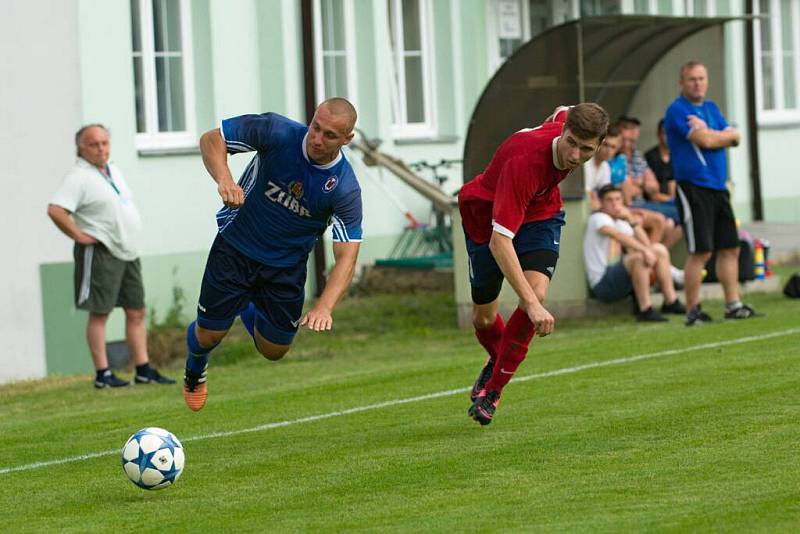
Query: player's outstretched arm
199 128 244 208
301 241 360 332
489 232 554 336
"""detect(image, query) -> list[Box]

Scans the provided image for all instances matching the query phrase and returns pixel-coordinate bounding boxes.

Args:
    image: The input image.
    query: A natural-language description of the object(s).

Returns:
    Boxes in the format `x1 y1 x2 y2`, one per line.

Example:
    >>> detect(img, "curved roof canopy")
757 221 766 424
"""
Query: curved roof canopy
462 15 741 197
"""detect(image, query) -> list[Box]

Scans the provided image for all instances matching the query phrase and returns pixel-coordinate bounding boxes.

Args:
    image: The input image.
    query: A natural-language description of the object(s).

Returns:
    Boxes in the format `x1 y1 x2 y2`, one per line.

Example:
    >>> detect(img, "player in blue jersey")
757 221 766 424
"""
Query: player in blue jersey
183 98 363 411
664 61 757 326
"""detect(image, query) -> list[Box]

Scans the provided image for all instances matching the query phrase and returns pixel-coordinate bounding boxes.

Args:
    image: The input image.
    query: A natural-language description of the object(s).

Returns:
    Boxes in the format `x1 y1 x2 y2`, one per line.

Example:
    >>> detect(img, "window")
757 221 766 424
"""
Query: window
388 0 435 137
314 0 358 103
528 1 576 38
628 0 722 15
487 0 531 73
580 0 621 16
131 0 196 149
755 0 800 122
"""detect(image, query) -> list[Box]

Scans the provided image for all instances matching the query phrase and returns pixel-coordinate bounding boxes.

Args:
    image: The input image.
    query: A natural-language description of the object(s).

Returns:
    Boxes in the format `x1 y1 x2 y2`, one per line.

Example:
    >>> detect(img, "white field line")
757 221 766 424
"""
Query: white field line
2 327 798 476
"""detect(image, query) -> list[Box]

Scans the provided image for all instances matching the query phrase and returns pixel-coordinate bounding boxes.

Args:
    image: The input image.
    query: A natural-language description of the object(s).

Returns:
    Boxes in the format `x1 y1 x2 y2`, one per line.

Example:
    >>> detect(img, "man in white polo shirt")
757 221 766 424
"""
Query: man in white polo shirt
583 184 685 322
47 124 174 388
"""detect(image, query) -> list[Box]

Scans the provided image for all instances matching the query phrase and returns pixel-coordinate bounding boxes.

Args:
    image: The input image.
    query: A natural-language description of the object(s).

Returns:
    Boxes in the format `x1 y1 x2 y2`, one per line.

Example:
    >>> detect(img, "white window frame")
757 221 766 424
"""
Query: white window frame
388 0 437 138
132 0 197 150
313 0 359 105
754 0 800 125
486 0 531 74
620 0 719 15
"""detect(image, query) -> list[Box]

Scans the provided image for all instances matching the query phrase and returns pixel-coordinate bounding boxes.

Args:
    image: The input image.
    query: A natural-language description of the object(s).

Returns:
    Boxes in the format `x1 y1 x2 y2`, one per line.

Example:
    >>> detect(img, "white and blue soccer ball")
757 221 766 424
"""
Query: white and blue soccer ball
121 427 184 490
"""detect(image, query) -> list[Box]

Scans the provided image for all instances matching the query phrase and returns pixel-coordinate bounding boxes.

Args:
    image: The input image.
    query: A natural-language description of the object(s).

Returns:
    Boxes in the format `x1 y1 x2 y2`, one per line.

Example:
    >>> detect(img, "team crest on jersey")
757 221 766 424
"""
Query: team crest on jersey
288 181 304 199
323 175 338 193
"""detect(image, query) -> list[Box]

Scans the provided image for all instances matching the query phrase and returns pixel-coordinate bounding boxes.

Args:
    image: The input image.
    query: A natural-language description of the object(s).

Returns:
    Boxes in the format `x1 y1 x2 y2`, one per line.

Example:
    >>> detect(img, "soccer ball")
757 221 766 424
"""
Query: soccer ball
121 427 184 490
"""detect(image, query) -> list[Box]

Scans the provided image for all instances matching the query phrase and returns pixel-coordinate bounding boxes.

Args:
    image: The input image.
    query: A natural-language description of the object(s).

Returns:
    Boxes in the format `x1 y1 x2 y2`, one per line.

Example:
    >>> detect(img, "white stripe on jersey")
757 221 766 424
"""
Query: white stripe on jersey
218 155 260 232
226 140 256 153
331 215 349 242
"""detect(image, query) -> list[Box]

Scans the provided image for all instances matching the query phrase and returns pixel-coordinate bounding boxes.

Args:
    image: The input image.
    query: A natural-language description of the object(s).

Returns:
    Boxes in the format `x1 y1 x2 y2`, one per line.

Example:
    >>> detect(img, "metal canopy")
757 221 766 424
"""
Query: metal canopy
462 15 742 198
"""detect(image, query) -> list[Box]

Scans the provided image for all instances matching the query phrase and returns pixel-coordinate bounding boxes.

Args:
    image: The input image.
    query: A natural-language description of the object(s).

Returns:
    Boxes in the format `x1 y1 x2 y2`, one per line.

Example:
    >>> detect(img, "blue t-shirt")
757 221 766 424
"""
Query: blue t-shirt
217 112 363 267
608 154 627 186
664 95 730 191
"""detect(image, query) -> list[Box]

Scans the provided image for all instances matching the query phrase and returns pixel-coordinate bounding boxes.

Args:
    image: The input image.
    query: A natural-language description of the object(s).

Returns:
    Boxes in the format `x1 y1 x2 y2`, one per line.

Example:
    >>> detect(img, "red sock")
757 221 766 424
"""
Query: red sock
485 308 535 393
474 314 505 362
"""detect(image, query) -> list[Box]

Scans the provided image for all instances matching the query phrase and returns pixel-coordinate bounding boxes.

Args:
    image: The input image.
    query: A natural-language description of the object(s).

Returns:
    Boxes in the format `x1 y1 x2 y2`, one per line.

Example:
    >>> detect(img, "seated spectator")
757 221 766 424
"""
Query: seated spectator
644 120 675 202
618 116 682 249
643 119 680 219
583 185 686 322
584 125 622 211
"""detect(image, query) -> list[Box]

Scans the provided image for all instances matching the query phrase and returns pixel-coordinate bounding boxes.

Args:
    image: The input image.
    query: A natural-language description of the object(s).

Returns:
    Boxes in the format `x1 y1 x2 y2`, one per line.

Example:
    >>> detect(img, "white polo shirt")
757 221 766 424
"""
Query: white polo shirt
51 158 142 261
583 211 633 287
583 158 611 195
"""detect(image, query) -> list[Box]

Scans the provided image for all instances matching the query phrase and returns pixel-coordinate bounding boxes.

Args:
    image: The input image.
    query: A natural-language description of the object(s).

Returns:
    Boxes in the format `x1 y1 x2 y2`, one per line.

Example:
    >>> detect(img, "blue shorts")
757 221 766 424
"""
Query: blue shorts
631 199 680 224
590 261 632 302
466 212 565 304
196 234 306 345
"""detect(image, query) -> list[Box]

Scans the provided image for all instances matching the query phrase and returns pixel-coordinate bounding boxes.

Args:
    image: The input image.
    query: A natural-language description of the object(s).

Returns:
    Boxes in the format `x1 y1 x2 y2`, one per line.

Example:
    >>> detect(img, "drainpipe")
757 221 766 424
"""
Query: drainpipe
301 0 327 296
744 0 764 220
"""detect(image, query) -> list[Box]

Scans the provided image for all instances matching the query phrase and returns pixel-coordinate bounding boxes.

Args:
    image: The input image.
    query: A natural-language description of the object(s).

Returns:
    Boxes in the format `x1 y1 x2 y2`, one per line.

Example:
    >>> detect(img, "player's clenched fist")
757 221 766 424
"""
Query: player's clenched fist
218 179 244 208
527 303 555 337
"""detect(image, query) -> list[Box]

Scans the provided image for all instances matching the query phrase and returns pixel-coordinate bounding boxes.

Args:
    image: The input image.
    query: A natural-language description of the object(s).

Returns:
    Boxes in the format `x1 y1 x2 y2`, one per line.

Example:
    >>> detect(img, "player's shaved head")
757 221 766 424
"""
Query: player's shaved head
319 97 357 133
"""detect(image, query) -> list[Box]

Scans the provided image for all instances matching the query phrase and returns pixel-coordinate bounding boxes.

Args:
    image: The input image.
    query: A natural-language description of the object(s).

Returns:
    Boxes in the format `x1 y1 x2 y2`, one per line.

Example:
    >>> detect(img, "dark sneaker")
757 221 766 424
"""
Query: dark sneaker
135 368 176 385
468 389 501 426
686 305 713 326
636 306 668 322
94 371 129 389
724 304 759 319
661 299 687 315
470 358 495 402
183 365 208 412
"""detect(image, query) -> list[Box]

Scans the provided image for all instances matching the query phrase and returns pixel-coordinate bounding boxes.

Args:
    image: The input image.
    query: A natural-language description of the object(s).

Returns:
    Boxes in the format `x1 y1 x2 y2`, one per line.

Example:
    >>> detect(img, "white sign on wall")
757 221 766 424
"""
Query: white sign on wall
497 0 522 39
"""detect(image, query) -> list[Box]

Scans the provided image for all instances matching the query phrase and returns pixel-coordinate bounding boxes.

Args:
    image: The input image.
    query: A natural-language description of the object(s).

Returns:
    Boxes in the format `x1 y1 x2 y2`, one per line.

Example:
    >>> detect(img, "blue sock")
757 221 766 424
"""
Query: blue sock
185 321 216 374
239 303 256 339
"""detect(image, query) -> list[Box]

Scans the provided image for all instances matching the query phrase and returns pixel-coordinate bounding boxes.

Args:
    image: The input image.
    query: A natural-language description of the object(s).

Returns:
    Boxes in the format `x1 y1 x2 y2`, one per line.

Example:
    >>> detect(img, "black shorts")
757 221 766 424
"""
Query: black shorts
196 234 306 345
676 182 739 254
465 214 564 305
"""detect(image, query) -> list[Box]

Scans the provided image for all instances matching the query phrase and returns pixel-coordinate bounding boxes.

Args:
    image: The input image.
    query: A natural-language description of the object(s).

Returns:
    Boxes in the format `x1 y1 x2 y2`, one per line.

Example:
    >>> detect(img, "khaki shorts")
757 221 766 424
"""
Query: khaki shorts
73 243 145 314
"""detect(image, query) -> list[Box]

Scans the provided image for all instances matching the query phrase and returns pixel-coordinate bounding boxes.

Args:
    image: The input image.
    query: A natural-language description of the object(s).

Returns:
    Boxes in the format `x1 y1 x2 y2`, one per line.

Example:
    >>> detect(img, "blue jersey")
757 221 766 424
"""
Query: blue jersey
217 113 363 267
664 96 729 191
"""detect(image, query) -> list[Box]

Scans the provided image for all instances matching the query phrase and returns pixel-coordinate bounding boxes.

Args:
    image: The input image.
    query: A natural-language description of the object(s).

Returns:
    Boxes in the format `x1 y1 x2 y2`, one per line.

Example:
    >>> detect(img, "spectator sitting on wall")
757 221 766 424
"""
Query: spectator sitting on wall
644 119 676 206
618 116 682 249
583 184 686 322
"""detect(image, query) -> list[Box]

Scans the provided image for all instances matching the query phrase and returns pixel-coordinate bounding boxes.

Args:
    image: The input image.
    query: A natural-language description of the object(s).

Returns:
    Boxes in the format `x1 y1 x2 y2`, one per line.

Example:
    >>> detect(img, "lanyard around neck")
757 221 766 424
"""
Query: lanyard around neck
99 165 121 195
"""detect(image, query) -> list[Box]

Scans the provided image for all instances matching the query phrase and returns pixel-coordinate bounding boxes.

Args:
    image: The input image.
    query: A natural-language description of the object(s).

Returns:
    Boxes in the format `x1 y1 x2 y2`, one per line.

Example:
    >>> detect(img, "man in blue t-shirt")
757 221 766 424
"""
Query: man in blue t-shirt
183 98 363 411
664 61 757 326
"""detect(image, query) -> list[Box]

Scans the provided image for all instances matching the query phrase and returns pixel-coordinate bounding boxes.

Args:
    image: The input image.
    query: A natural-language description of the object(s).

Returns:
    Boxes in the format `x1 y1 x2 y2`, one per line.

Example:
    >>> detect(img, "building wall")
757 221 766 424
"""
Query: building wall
0 0 83 382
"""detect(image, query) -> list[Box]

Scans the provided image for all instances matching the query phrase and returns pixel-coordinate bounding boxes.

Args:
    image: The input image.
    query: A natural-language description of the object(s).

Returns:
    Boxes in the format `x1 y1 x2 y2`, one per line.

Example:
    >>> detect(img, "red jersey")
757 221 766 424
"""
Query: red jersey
459 119 572 244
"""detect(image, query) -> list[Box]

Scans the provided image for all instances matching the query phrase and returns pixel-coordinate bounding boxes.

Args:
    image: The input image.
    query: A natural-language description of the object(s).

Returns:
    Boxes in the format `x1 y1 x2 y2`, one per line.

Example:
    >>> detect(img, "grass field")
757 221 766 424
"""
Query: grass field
1 288 799 532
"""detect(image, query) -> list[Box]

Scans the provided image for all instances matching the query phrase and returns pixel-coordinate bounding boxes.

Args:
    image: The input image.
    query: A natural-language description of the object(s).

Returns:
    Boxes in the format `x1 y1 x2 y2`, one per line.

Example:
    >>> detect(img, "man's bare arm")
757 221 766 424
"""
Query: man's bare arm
489 231 554 336
46 204 97 245
687 116 740 150
688 127 740 150
599 225 656 266
199 128 244 208
301 241 360 331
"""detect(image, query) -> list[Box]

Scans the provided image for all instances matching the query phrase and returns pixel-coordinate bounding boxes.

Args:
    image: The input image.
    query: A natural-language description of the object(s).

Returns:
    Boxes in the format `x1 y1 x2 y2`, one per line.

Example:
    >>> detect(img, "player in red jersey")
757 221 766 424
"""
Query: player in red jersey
460 103 609 425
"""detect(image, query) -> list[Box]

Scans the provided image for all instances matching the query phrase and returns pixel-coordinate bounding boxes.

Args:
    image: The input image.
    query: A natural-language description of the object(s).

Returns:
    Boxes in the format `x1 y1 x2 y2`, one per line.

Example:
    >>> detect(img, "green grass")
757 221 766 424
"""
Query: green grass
1 290 799 532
